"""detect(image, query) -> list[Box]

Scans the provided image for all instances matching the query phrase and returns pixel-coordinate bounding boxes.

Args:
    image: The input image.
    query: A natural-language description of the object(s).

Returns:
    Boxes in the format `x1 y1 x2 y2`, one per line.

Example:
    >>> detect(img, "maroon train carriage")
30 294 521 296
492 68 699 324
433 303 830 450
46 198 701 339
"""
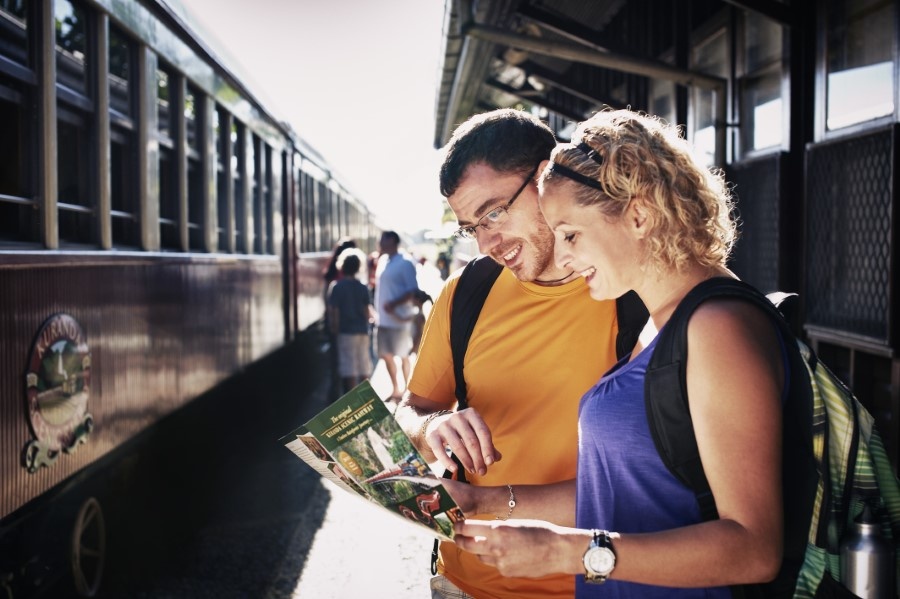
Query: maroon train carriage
0 0 377 595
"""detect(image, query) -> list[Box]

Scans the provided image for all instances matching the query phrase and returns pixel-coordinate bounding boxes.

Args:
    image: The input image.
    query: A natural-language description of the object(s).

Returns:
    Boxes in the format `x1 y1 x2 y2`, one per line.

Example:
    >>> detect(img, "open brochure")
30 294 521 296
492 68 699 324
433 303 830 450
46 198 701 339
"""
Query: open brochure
279 380 464 541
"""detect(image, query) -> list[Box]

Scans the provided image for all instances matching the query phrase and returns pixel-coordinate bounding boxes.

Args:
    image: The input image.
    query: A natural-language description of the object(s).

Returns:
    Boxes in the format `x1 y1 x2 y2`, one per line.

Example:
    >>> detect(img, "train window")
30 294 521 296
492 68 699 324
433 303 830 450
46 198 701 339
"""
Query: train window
215 106 232 252
825 0 895 130
157 65 178 249
318 180 330 251
57 105 93 245
109 25 132 118
252 135 263 253
0 78 36 244
157 66 173 142
55 0 87 96
233 120 246 252
265 146 275 254
690 28 728 167
739 11 783 155
299 169 313 252
0 0 27 69
306 174 316 252
109 24 138 248
246 132 257 253
55 0 93 246
186 84 203 250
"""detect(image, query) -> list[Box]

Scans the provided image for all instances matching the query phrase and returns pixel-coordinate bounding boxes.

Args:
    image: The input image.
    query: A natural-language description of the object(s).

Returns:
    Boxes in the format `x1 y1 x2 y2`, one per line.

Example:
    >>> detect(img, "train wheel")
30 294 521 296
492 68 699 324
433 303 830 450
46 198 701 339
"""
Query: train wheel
70 497 106 597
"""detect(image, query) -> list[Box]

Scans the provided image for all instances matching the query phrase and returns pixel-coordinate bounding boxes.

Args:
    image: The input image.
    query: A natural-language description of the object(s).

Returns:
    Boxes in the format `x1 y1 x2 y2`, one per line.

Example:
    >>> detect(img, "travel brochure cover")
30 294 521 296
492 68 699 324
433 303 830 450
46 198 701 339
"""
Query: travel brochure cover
280 380 463 541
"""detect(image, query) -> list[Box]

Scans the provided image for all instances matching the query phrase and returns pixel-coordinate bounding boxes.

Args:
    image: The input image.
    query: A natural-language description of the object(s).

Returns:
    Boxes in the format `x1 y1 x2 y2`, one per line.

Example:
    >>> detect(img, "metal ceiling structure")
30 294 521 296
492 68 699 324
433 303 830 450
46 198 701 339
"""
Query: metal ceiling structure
434 0 792 163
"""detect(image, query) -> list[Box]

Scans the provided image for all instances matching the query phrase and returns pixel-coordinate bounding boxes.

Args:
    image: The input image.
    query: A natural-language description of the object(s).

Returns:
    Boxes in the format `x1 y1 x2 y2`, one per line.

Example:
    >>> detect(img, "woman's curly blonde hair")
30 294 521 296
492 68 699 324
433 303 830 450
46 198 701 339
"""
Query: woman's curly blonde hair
539 109 737 272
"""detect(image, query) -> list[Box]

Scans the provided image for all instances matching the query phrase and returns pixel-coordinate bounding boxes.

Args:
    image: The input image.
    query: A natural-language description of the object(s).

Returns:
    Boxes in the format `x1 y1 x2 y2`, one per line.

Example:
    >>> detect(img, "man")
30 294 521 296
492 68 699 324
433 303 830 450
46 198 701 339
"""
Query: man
395 109 620 599
374 230 420 400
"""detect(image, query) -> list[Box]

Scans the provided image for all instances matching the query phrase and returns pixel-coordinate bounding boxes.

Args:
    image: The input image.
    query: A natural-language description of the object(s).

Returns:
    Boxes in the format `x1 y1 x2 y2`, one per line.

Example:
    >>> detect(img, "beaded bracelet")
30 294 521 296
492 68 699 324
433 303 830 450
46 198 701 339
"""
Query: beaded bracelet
420 409 452 440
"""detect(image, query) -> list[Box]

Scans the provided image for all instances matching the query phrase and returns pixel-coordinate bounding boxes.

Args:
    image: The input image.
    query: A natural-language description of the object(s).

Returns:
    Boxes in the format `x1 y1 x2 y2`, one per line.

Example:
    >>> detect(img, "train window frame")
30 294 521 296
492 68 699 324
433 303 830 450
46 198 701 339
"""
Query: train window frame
0 0 28 72
185 83 204 251
252 134 264 254
0 69 37 245
214 105 233 253
54 0 88 98
108 22 138 249
233 119 247 253
819 0 897 137
157 62 180 250
56 76 95 247
263 143 274 255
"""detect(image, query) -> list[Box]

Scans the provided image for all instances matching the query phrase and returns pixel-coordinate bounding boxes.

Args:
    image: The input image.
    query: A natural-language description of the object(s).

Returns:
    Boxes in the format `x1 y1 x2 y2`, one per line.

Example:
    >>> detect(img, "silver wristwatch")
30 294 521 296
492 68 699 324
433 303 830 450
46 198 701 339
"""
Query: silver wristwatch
583 529 616 584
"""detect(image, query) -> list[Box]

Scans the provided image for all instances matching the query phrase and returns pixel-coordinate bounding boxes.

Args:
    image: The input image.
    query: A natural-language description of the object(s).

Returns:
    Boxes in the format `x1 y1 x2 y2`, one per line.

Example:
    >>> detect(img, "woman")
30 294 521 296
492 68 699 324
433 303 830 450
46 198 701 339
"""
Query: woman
448 109 790 597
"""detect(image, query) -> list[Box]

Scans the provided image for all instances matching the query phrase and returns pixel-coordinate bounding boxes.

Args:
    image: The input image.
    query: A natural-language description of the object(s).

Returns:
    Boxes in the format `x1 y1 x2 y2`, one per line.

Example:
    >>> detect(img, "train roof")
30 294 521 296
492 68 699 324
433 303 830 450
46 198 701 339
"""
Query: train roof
150 0 364 203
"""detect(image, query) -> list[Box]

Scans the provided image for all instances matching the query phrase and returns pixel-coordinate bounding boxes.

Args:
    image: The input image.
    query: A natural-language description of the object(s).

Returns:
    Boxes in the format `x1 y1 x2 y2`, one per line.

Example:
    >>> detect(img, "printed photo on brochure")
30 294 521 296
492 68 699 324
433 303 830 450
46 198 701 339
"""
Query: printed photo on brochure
279 380 464 541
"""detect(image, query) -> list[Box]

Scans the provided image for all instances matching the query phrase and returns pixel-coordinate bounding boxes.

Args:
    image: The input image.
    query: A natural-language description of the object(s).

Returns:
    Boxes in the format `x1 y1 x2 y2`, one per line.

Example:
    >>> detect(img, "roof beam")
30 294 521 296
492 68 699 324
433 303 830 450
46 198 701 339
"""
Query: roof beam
464 23 726 91
485 78 587 123
719 0 794 26
518 59 613 107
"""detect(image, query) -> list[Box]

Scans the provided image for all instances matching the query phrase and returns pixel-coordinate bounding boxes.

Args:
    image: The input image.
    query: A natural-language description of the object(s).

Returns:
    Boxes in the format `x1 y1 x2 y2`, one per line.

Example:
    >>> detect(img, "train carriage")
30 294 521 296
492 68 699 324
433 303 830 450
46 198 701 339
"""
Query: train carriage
0 0 376 595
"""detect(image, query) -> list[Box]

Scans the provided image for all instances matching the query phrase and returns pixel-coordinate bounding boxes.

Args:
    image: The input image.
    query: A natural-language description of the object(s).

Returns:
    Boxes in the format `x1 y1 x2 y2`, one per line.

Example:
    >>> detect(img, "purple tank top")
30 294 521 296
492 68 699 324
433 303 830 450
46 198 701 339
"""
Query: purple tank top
574 333 730 599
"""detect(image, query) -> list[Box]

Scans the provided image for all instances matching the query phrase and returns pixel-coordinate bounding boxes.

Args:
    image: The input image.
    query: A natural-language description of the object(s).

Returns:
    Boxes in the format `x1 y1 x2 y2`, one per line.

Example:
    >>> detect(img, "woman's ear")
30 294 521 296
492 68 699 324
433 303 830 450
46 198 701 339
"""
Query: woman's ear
628 198 651 238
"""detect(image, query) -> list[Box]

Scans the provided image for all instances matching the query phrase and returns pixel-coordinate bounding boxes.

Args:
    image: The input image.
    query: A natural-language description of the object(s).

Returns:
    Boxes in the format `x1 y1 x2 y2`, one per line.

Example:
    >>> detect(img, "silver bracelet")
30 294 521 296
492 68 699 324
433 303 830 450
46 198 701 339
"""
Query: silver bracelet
420 409 452 440
500 484 516 520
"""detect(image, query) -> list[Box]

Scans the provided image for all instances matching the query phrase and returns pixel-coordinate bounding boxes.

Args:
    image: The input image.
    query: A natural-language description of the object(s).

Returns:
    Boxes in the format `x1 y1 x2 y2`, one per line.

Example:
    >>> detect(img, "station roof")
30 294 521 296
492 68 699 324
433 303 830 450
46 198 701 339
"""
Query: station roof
432 0 791 148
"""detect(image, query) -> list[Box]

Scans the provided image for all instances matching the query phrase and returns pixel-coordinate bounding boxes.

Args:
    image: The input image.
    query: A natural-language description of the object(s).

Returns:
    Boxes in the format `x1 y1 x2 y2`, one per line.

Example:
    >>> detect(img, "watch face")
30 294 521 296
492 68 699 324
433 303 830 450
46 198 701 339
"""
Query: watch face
586 547 615 575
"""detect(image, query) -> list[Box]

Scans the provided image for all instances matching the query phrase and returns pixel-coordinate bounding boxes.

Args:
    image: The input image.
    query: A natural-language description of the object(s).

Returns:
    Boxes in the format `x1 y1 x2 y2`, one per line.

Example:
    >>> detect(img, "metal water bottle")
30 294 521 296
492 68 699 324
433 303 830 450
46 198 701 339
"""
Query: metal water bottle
840 503 895 599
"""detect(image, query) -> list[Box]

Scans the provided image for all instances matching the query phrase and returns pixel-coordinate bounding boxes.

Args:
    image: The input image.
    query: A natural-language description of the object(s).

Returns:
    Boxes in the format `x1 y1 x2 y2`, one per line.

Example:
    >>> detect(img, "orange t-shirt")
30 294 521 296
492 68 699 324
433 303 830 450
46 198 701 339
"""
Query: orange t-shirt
408 267 618 599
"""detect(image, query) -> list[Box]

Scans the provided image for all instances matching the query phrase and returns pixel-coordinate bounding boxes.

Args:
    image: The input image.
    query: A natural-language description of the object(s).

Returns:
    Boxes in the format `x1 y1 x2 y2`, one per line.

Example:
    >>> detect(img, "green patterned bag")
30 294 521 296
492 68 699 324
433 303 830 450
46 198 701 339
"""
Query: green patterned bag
791 341 900 598
645 277 900 598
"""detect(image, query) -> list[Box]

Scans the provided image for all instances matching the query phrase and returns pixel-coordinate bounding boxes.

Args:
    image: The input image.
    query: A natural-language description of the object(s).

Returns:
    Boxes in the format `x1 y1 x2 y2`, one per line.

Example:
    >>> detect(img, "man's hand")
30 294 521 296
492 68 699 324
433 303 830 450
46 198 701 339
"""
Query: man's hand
424 408 502 477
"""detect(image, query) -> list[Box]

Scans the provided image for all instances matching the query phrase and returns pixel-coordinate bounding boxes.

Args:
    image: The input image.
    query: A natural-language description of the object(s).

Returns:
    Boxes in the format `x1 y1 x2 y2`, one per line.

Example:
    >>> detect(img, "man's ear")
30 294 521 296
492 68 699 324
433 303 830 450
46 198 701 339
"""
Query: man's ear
536 159 551 181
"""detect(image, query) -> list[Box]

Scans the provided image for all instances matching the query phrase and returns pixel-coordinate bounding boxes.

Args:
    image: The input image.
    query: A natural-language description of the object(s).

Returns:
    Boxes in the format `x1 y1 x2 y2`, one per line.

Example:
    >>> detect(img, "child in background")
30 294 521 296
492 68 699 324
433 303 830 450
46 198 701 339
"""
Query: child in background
327 248 374 395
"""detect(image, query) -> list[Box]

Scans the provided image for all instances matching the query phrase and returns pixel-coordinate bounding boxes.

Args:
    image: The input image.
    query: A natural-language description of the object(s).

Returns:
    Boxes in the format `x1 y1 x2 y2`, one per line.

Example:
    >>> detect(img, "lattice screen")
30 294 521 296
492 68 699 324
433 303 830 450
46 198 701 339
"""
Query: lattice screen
805 127 894 345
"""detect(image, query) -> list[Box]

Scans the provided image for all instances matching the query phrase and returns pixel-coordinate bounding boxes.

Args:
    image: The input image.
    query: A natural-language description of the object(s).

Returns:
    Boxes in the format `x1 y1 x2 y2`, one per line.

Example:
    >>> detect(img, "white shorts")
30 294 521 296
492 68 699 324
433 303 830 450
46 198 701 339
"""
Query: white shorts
376 325 412 357
337 333 371 377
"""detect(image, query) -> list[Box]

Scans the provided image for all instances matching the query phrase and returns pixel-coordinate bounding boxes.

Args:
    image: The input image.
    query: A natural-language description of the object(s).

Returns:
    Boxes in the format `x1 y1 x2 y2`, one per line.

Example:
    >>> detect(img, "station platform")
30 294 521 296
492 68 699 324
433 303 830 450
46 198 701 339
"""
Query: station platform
102 332 436 598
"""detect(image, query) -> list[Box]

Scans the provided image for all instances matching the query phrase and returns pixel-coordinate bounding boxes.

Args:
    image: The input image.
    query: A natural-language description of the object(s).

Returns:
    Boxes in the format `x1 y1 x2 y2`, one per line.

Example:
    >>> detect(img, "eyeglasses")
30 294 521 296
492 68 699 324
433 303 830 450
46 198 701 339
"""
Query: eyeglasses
453 165 539 241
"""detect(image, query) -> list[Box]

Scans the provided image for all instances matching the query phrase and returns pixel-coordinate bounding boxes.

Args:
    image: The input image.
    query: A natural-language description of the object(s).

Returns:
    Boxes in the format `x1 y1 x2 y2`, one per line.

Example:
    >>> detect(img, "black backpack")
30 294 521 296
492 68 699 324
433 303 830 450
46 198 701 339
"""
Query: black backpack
647 277 900 598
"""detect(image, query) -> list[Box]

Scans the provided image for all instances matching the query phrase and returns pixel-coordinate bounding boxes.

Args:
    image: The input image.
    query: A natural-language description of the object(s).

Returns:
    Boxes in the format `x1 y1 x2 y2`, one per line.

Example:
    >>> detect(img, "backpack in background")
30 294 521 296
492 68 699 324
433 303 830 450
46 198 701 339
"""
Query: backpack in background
646 277 900 598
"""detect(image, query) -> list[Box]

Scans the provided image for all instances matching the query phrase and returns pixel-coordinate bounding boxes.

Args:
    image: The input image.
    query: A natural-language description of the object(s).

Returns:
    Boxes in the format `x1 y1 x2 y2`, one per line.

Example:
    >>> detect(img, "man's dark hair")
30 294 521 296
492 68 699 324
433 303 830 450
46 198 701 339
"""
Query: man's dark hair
381 230 400 245
439 109 556 197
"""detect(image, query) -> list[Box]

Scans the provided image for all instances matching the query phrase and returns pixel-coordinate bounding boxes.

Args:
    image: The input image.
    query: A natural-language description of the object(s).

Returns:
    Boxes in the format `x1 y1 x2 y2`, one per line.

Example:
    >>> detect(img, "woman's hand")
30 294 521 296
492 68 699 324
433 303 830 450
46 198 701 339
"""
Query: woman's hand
453 519 587 579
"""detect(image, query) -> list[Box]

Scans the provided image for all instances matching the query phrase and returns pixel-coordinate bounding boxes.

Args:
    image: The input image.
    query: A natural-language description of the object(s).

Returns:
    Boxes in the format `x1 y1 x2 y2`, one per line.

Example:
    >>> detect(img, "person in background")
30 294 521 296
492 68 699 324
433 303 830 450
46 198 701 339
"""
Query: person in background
373 230 421 401
326 248 374 396
393 108 620 599
323 237 357 286
450 109 790 598
322 237 358 399
367 249 381 369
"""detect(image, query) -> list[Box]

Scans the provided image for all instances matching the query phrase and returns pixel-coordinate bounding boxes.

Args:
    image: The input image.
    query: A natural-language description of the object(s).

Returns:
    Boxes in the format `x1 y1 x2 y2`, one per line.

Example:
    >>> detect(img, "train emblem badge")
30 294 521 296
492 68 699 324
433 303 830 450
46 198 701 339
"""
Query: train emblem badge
23 314 94 473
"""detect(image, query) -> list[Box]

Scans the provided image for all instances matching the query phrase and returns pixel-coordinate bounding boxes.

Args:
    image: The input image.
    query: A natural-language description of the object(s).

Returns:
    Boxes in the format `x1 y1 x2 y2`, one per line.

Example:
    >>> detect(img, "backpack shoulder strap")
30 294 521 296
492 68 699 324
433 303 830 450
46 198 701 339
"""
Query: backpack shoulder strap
450 256 503 409
615 290 649 360
645 277 792 521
